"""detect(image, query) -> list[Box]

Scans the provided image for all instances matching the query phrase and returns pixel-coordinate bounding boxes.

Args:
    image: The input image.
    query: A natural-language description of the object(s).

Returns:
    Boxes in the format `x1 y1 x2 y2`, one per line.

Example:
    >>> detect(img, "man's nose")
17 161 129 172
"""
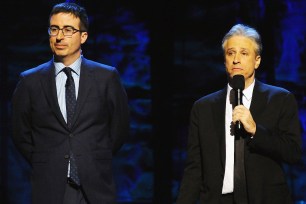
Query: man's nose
233 54 241 64
56 30 65 40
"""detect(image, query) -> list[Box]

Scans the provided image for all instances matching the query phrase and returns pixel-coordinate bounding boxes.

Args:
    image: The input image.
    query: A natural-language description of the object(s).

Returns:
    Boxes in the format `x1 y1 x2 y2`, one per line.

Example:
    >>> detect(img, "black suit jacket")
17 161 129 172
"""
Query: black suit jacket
12 57 129 204
176 80 302 204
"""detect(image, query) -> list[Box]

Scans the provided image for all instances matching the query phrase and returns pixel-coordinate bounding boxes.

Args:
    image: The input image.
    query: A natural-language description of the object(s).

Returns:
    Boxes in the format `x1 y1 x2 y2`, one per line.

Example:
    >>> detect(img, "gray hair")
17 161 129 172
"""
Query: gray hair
222 24 262 56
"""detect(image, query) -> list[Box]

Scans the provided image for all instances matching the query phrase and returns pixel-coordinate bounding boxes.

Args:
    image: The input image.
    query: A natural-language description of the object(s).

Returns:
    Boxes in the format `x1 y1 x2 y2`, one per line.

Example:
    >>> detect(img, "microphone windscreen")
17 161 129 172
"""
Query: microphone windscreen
232 75 245 90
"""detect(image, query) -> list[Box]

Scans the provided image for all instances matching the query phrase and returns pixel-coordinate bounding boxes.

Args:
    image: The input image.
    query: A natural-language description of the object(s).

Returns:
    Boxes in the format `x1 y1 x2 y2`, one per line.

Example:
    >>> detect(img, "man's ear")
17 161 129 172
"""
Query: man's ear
255 55 261 69
81 32 88 44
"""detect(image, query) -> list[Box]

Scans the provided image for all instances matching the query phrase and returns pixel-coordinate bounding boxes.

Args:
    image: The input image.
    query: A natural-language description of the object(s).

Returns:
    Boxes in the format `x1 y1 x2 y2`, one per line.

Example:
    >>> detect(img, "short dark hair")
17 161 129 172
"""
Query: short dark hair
49 2 89 32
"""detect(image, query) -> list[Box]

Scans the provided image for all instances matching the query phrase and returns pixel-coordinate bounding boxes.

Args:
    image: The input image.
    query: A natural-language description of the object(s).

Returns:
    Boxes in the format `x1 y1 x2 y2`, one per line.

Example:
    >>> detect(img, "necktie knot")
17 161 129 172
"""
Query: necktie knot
63 67 73 87
63 67 73 76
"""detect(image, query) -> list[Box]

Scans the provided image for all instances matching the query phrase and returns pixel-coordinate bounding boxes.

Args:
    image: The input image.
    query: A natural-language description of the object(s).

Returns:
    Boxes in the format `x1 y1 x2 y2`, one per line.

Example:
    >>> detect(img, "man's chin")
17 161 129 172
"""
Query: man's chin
53 54 67 62
53 48 67 55
54 51 67 57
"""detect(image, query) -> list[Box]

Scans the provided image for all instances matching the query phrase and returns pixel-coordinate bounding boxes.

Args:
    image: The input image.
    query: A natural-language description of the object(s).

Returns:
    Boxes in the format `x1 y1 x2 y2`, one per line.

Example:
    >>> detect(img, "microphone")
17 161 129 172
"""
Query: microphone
232 75 245 135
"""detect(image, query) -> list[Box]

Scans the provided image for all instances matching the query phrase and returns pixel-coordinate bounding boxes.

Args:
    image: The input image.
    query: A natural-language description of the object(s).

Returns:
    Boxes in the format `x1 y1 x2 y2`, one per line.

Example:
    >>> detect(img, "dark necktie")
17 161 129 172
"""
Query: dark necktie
64 67 76 129
63 67 80 186
233 92 248 204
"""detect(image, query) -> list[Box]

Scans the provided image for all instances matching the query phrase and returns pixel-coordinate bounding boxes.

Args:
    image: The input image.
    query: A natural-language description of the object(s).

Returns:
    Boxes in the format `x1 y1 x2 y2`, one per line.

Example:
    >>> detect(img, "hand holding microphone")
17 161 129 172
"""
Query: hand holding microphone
232 75 256 137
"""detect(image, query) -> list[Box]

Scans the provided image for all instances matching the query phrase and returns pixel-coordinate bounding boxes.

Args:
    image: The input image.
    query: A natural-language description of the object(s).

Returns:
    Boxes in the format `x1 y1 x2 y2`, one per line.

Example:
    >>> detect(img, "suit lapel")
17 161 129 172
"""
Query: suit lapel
246 80 266 159
249 80 266 121
40 60 67 127
71 58 93 129
212 87 227 169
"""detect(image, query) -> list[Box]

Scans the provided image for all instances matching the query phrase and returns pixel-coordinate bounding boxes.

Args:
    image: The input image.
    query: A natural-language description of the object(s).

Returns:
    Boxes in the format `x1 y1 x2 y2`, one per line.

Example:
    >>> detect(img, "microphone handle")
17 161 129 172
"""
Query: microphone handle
236 89 243 106
236 120 243 130
235 89 244 133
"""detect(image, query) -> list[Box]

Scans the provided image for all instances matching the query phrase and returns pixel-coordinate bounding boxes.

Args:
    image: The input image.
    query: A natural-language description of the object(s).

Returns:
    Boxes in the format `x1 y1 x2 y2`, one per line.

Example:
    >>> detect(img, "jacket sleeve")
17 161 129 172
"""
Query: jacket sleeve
106 68 130 154
176 102 201 204
12 74 33 163
247 91 302 164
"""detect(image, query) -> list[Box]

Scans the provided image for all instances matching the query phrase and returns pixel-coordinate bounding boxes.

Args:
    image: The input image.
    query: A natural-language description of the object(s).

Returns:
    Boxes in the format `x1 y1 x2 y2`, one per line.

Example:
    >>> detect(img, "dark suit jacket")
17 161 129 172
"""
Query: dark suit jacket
12 57 129 204
176 80 302 204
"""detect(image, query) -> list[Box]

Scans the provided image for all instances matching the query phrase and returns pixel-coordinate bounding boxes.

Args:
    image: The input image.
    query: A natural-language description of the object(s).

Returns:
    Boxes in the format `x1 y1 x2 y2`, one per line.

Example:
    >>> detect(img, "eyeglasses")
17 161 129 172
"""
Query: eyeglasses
48 26 84 37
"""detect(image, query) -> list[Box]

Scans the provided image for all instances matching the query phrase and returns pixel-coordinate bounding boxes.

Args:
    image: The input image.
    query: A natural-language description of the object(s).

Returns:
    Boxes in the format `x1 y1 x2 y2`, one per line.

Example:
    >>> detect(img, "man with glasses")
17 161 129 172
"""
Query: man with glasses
12 2 129 204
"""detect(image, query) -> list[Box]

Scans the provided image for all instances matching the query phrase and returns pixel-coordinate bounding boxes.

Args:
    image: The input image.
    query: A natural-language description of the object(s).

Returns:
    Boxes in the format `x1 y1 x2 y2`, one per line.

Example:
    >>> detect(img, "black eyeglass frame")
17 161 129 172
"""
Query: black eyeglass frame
48 26 86 37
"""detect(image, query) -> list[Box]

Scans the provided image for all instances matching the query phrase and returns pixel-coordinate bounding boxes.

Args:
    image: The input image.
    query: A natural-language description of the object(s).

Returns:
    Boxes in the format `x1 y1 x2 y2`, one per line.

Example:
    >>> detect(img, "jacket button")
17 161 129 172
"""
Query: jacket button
64 154 70 159
69 134 73 137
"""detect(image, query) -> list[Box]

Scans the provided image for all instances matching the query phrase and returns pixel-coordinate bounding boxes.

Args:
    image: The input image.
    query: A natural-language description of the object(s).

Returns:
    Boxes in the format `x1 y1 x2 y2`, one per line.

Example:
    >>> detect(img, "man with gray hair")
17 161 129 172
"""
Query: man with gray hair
176 24 301 204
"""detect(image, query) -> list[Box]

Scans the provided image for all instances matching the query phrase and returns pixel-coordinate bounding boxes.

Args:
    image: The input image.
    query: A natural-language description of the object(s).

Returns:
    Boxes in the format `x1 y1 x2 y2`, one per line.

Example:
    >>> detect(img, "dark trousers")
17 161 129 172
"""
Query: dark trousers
221 193 234 204
63 183 88 204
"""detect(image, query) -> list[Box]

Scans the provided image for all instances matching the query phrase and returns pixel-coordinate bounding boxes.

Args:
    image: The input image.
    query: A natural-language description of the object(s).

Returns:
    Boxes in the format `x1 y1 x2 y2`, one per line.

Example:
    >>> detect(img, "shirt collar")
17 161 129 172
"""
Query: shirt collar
243 79 255 101
54 56 82 76
227 79 255 101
